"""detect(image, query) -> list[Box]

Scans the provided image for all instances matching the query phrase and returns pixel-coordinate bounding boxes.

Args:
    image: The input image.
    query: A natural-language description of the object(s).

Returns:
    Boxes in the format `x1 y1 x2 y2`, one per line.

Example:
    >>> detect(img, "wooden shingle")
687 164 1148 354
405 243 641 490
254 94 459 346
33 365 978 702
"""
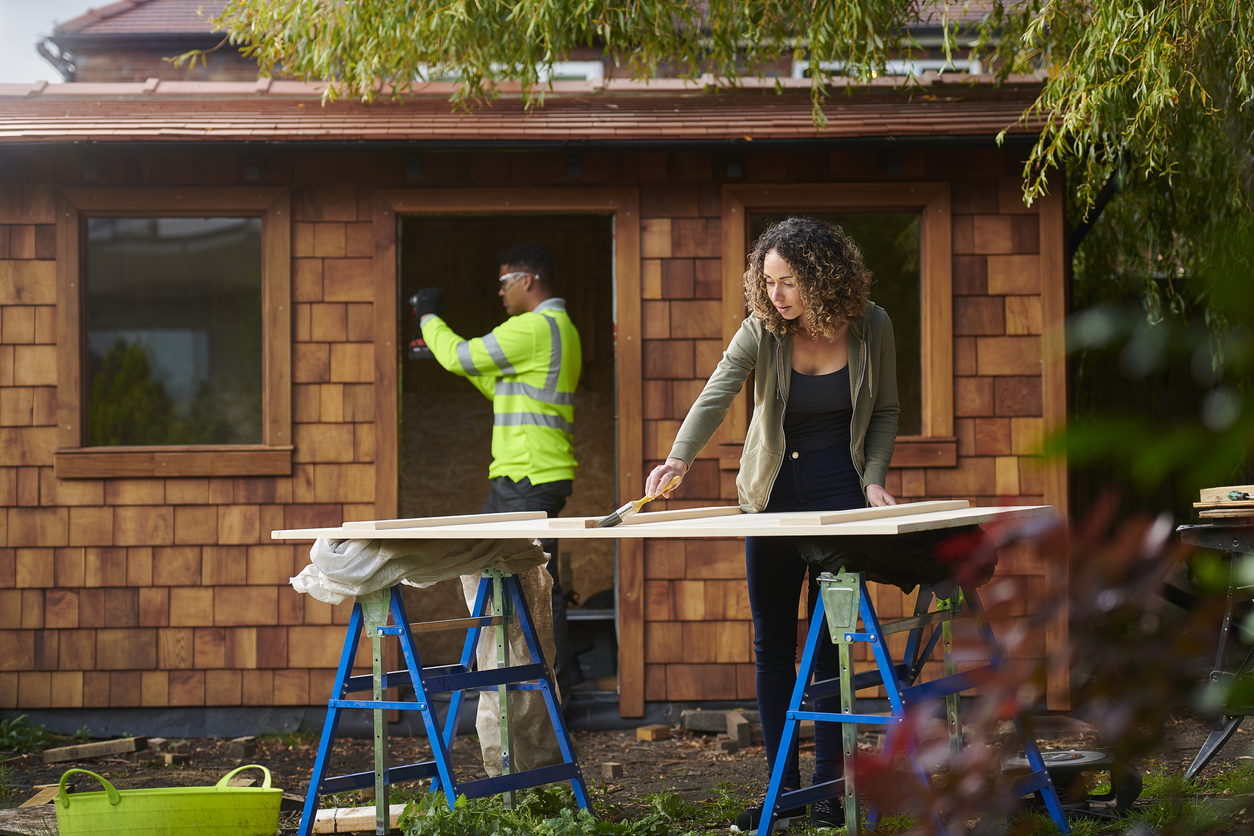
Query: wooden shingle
641 219 672 259
49 671 83 708
174 506 218 546
152 546 200 587
194 627 226 669
127 547 153 587
645 621 683 663
206 668 242 705
57 631 93 671
69 507 114 547
96 628 156 670
105 479 164 506
113 506 173 547
329 343 373 383
659 259 694 299
976 336 1041 376
169 670 205 706
312 223 346 258
215 586 278 627
218 506 261 545
666 664 736 701
168 587 214 627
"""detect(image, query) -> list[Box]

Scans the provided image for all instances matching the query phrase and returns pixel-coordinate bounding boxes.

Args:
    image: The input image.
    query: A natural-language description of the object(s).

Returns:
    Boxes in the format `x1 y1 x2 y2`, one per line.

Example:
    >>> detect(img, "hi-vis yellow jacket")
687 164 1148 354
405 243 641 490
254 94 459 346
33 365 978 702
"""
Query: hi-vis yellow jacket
421 298 582 485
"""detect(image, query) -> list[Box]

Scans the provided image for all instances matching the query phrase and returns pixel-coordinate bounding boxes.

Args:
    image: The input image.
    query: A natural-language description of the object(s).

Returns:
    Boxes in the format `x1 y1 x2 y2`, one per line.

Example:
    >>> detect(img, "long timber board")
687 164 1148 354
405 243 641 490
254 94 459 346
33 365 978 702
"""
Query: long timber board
273 503 1054 541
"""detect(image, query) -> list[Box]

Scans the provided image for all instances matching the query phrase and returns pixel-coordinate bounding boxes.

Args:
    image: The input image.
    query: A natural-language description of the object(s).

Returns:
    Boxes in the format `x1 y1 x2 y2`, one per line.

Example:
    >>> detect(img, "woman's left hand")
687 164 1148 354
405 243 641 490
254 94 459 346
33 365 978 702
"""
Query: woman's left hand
866 485 897 507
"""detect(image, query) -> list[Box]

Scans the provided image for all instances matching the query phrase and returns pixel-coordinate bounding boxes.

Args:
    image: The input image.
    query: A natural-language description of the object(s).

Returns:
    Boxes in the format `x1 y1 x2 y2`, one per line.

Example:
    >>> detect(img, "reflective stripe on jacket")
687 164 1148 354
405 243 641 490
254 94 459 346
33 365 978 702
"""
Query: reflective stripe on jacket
422 298 581 484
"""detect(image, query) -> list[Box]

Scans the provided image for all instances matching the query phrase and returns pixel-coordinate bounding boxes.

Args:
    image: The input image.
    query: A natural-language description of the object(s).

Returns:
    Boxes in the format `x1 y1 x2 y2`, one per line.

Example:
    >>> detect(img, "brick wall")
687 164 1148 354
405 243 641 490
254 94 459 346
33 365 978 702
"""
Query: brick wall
0 144 1060 711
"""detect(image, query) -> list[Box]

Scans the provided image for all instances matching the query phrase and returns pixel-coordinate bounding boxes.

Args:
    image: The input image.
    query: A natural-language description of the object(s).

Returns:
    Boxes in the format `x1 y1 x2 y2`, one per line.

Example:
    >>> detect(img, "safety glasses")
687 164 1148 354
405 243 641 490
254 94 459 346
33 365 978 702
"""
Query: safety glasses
499 271 532 288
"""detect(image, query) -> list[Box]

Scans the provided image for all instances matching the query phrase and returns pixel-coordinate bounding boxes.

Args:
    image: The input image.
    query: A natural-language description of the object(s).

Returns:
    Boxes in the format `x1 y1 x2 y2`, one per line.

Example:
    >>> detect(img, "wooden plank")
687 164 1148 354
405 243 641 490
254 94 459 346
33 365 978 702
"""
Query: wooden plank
548 505 743 529
619 537 646 717
1200 485 1254 503
344 511 547 530
1037 185 1070 712
1198 508 1254 519
272 505 1052 540
61 187 283 214
636 724 671 741
55 447 292 479
17 786 58 808
42 736 148 764
408 615 502 634
313 803 407 834
55 192 82 449
920 186 954 438
262 191 293 449
719 187 751 445
778 500 968 526
373 193 400 523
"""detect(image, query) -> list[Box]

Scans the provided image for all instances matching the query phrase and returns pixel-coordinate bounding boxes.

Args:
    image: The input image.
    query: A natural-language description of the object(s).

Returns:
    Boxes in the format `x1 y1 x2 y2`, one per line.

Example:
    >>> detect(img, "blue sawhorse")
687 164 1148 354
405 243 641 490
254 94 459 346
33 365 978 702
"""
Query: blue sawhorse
758 571 1069 835
297 569 593 836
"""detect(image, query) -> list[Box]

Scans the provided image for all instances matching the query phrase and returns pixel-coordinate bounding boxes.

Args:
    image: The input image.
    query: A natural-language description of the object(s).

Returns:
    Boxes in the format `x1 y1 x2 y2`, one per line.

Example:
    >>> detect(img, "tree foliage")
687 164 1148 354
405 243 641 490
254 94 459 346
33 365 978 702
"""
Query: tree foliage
206 1 1254 215
205 1 1254 487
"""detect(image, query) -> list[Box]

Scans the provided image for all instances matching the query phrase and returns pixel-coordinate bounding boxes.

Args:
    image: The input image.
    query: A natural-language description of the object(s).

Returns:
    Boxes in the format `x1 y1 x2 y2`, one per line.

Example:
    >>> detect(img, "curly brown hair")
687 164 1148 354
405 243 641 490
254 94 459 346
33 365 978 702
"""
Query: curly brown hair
743 217 872 338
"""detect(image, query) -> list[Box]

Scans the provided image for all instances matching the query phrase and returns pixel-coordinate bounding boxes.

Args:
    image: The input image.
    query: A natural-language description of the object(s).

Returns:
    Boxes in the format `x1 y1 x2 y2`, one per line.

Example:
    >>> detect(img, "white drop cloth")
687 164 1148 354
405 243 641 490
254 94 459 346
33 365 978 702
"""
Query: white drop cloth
461 567 564 776
291 536 548 604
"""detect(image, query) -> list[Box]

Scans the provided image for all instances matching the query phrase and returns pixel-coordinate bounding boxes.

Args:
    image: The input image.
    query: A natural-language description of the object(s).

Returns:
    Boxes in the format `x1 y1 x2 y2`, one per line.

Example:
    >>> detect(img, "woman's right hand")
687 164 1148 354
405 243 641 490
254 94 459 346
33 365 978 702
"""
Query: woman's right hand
646 458 688 498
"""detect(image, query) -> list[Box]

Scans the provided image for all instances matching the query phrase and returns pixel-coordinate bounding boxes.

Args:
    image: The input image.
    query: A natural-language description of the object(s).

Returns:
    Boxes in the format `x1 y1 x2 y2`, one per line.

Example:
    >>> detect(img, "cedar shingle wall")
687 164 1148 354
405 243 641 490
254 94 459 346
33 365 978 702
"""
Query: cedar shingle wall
0 146 1056 710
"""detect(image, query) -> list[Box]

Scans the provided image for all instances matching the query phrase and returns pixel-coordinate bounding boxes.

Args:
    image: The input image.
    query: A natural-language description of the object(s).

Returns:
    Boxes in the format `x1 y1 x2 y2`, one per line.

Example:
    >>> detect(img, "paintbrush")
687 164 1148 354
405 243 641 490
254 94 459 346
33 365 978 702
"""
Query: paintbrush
598 474 683 527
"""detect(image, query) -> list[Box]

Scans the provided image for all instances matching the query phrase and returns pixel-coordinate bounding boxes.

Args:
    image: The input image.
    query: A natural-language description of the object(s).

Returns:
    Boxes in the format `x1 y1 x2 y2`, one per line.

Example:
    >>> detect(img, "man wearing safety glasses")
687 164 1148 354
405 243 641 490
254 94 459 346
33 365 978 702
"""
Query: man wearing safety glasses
412 243 583 702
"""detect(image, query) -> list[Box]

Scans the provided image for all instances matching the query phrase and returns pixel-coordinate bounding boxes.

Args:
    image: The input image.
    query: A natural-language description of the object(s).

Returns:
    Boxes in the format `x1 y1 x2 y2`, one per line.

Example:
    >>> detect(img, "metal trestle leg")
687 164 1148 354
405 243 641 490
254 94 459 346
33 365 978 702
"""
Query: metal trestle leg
756 571 1069 836
296 570 593 836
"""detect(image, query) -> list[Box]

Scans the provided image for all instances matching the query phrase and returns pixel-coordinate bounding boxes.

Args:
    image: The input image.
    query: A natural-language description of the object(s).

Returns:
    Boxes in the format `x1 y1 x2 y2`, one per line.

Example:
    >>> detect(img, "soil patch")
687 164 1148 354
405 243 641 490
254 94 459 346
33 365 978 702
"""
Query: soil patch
3 712 1253 832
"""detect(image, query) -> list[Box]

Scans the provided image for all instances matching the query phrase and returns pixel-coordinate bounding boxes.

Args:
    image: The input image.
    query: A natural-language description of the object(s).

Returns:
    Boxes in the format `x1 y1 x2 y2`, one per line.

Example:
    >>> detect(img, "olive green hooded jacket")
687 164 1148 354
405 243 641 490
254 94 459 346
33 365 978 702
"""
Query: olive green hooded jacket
667 303 899 512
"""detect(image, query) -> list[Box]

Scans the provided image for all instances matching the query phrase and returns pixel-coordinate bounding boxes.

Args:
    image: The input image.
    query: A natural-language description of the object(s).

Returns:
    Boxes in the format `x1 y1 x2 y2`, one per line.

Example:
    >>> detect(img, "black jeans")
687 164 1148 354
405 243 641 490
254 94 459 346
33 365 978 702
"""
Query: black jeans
745 444 864 789
482 477 579 699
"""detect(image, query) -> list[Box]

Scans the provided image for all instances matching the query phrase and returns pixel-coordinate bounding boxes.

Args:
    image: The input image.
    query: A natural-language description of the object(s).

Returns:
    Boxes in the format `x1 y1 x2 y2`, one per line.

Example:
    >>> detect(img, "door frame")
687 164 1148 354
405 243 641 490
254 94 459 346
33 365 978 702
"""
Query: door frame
371 187 647 715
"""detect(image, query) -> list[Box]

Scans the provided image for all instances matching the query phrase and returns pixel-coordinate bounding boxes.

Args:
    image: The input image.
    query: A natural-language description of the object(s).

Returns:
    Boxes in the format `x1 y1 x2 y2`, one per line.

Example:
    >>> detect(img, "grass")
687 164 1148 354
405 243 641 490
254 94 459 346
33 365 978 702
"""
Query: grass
260 723 319 750
0 764 19 809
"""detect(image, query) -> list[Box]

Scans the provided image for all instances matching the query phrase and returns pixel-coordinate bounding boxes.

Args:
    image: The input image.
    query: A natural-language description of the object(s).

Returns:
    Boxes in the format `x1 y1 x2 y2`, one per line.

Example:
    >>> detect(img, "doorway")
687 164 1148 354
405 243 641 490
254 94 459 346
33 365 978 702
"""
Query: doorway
397 213 618 691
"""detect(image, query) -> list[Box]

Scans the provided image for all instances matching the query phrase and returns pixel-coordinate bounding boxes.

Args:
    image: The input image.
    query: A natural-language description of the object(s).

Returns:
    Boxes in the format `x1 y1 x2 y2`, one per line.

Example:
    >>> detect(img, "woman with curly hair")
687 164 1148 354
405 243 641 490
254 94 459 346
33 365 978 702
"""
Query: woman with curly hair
645 216 899 832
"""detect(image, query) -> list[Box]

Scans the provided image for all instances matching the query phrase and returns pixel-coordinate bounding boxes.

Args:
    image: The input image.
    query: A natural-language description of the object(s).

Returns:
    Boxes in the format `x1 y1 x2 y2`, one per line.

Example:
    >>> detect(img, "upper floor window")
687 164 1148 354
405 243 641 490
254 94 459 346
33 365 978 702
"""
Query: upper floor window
791 57 981 79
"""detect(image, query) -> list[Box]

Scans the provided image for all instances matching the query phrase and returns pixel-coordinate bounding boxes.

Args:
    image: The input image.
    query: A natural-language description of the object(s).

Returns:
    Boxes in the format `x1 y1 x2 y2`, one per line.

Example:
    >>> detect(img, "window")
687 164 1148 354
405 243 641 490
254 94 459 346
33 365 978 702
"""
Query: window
749 212 923 435
791 58 982 79
86 217 264 446
55 188 291 478
722 183 954 467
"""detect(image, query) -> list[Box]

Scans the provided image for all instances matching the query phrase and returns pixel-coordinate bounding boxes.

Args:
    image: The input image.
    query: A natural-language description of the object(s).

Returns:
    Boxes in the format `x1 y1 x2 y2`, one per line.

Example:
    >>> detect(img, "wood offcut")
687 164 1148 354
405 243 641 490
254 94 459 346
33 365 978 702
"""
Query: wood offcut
42 736 147 764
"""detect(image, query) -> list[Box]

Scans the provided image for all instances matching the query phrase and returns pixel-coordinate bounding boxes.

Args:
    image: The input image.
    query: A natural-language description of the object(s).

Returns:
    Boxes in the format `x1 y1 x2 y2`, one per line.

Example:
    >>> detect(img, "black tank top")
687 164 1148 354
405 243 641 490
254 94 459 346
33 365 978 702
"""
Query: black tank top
783 365 853 452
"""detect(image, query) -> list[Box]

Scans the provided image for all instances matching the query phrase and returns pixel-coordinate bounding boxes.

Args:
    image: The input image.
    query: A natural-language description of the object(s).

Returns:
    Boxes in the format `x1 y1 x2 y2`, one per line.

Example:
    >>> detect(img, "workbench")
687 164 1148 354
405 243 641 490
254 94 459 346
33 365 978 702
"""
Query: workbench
275 499 1062 835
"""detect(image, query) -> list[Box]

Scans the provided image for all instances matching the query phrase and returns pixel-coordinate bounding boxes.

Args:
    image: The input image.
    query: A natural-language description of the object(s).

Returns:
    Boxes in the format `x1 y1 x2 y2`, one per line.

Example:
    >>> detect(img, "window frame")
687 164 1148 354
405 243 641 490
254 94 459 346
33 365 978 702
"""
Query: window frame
721 183 955 468
55 187 292 478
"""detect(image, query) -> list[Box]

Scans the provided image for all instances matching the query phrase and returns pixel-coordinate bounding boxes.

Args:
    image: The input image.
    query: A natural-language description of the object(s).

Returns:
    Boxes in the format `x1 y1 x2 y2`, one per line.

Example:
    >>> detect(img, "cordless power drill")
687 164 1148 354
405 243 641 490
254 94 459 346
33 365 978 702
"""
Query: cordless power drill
407 292 434 360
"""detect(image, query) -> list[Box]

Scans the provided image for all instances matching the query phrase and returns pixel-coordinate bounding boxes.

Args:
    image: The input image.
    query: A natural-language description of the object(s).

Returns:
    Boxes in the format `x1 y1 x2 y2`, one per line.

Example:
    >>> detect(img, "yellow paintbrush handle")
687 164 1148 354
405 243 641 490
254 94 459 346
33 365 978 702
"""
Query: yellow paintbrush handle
641 473 683 505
